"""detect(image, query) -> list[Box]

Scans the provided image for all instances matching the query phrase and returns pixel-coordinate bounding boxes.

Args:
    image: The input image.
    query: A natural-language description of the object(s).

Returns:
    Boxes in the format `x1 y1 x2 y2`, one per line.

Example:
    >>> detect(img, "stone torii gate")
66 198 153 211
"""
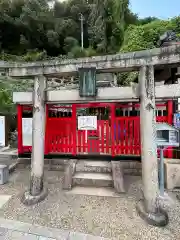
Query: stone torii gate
4 45 180 226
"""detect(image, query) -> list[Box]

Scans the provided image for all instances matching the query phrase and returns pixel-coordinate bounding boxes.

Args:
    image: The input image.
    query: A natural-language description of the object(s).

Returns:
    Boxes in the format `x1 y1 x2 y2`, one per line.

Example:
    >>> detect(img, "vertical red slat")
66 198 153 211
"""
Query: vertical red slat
72 104 77 155
48 118 51 152
125 118 129 154
96 126 100 154
49 118 52 152
106 121 109 154
55 119 58 152
114 119 117 155
87 131 90 153
111 104 116 156
68 121 71 153
120 119 125 154
44 104 48 155
137 118 141 155
129 119 133 154
62 120 66 153
86 130 89 153
82 130 86 153
67 120 70 153
64 120 68 153
77 131 80 153
94 131 97 154
52 120 55 152
167 100 173 158
116 119 120 155
91 131 94 153
57 119 61 152
80 131 83 154
133 118 137 155
69 120 71 154
66 121 69 153
134 118 138 155
59 119 62 153
50 119 54 152
101 121 105 153
52 118 55 153
17 105 23 154
52 119 56 152
62 120 65 152
97 122 99 154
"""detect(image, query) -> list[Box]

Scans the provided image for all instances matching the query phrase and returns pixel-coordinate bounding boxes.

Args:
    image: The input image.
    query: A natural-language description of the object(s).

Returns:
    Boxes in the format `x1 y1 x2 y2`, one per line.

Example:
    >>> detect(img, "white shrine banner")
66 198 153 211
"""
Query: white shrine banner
0 116 5 147
22 118 32 146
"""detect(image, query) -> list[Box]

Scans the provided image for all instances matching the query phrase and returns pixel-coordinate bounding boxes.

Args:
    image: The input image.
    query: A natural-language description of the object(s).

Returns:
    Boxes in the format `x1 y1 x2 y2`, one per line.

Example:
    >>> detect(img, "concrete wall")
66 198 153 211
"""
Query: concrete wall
13 84 180 104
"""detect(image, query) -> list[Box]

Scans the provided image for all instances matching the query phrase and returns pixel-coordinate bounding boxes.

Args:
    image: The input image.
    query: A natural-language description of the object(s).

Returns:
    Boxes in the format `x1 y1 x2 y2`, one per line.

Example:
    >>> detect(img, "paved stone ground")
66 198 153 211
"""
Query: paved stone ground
0 217 108 239
0 167 180 240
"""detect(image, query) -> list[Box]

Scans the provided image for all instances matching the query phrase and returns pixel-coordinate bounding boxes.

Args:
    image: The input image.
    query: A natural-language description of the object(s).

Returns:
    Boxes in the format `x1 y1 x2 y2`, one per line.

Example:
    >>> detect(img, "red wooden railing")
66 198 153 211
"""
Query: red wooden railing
17 101 174 158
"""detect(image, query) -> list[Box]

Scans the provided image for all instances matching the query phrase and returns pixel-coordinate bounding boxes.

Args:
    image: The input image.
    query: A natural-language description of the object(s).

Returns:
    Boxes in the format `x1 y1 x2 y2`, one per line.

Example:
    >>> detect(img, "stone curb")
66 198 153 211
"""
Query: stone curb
0 218 110 240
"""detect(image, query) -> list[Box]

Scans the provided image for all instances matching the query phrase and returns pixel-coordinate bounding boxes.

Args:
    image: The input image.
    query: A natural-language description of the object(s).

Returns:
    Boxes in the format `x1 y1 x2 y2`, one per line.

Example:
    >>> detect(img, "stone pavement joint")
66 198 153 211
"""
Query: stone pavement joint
0 218 109 240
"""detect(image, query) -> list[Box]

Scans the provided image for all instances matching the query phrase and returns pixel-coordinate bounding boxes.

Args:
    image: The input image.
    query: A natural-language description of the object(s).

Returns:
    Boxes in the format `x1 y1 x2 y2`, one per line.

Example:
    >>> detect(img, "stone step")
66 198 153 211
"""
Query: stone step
123 168 142 176
66 186 120 198
75 160 112 173
45 164 65 171
73 172 113 187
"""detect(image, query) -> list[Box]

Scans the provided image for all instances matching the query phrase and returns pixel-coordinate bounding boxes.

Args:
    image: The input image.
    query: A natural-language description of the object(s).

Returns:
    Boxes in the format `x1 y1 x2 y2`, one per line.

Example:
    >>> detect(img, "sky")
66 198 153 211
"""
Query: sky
130 0 180 19
56 0 180 19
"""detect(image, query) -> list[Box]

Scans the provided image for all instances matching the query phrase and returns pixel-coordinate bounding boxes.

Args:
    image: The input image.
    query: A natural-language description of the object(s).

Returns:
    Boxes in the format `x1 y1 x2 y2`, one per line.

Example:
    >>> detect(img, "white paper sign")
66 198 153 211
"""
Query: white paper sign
22 118 32 146
78 116 97 130
0 116 5 147
169 130 177 143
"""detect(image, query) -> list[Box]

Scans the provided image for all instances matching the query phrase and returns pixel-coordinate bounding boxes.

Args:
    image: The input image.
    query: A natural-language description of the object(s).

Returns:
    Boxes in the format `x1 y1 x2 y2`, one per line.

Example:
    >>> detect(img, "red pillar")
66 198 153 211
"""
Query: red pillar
17 105 23 155
111 104 116 157
72 104 77 155
44 104 48 155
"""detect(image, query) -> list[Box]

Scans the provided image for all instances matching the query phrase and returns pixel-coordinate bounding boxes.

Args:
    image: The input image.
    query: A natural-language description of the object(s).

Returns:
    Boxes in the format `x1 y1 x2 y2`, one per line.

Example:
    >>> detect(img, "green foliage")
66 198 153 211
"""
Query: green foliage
85 47 97 57
64 37 79 54
119 17 180 82
121 18 179 53
0 0 137 57
68 46 86 58
137 17 159 25
89 0 130 53
0 79 33 114
0 50 48 62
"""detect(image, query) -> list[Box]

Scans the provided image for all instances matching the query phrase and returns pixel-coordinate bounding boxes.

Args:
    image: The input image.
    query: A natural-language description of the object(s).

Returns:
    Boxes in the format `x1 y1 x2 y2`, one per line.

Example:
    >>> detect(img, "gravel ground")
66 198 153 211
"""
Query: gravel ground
0 167 180 240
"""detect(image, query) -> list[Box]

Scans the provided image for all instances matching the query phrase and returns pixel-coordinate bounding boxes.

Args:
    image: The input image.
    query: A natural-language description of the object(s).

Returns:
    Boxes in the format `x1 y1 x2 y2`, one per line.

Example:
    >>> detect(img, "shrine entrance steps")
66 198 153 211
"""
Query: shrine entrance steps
73 161 113 187
63 160 142 197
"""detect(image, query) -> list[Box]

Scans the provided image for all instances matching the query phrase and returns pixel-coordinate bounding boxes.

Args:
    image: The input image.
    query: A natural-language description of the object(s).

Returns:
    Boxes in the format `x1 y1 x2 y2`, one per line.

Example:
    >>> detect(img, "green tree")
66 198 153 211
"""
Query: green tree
89 0 131 53
120 17 180 83
121 19 178 53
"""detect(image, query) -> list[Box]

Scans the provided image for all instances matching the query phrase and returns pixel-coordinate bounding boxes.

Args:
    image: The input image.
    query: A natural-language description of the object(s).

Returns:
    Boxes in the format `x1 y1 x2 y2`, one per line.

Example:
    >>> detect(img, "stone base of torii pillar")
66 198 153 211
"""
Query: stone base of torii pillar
21 187 48 206
136 200 168 227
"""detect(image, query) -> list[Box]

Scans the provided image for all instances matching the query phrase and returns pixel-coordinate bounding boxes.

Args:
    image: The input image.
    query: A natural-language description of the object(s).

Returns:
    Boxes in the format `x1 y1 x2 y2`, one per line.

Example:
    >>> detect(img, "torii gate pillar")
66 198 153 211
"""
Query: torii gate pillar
22 75 48 205
137 65 168 226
